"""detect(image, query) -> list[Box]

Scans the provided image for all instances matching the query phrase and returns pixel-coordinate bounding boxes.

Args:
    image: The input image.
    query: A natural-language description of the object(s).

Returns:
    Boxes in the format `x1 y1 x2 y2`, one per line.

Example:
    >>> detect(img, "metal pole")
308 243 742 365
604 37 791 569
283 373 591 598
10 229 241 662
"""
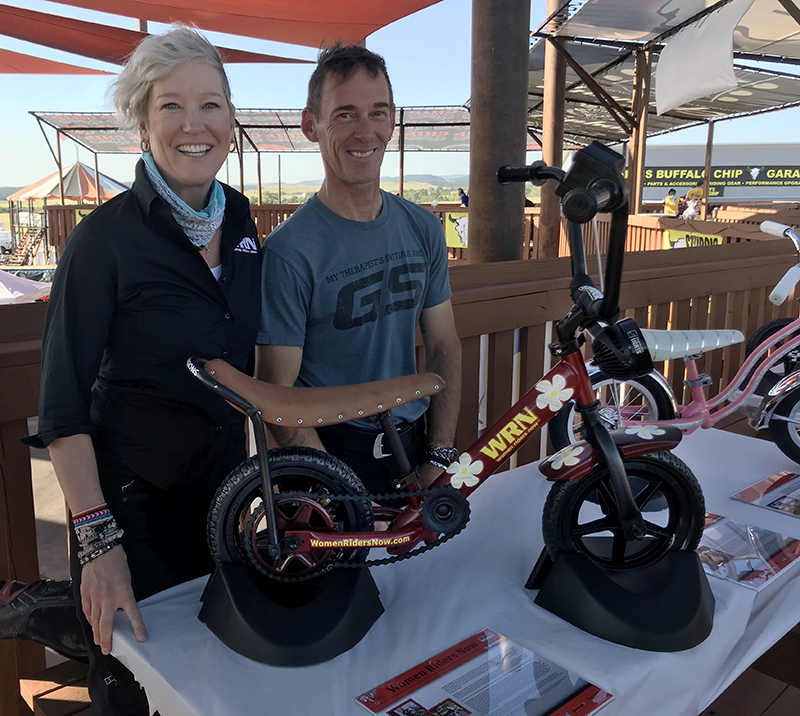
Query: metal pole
538 0 567 259
238 126 244 194
56 131 65 205
701 120 714 220
257 151 262 205
137 19 148 32
94 153 101 205
468 0 531 263
398 108 405 198
278 155 282 204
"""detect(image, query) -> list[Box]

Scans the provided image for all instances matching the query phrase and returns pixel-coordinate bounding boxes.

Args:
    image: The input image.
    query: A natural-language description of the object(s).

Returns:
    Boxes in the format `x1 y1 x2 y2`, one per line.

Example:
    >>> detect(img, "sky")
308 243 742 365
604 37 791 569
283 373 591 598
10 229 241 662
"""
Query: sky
2 0 799 190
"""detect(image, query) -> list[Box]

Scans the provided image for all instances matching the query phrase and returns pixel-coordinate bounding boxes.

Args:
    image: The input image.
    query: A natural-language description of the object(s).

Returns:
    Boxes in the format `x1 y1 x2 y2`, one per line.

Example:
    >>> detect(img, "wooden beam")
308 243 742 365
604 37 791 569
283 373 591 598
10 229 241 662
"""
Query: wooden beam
701 121 714 220
468 0 531 263
538 0 567 259
627 50 651 213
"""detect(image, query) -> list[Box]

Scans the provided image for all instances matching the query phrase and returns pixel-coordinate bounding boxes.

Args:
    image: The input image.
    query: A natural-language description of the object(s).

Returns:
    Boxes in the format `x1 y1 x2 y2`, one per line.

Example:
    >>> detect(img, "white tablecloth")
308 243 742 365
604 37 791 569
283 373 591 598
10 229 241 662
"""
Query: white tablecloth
112 429 800 716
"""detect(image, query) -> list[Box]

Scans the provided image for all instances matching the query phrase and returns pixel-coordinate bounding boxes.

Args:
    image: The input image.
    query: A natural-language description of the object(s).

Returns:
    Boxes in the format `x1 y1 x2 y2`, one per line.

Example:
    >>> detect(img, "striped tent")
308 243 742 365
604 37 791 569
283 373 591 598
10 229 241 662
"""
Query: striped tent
8 162 128 201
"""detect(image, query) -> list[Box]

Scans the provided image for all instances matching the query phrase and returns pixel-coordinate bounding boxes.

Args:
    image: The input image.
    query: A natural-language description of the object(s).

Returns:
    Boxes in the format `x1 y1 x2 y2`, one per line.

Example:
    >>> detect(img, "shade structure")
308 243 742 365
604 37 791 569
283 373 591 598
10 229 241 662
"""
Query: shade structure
7 162 128 201
0 48 112 74
0 4 312 66
45 0 442 47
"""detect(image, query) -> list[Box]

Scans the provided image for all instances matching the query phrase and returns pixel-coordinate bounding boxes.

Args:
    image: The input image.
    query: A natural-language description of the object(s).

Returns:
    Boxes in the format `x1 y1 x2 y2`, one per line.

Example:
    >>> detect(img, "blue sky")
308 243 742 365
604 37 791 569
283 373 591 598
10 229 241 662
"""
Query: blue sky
1 0 798 188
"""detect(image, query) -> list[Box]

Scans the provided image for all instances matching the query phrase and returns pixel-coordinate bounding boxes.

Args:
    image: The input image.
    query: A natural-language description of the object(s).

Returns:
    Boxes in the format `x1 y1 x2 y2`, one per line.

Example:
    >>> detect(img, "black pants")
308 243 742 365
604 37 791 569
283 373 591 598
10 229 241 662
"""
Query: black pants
69 445 217 716
317 415 427 499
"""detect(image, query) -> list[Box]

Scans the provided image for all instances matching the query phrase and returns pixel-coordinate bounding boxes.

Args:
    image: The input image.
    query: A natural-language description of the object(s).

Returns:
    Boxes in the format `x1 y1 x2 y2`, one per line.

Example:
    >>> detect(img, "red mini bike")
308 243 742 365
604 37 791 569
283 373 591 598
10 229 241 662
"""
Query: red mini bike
188 142 705 584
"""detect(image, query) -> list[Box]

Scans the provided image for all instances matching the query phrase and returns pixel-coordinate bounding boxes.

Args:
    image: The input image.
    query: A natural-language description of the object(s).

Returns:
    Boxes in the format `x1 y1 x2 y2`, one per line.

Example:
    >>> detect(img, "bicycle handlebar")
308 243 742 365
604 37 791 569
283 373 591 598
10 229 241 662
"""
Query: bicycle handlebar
761 220 800 253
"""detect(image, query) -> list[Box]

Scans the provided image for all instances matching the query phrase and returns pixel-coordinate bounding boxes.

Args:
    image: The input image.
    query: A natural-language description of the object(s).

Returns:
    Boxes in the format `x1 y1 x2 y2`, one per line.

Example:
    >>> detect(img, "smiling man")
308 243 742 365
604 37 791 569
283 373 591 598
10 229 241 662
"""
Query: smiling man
256 44 462 497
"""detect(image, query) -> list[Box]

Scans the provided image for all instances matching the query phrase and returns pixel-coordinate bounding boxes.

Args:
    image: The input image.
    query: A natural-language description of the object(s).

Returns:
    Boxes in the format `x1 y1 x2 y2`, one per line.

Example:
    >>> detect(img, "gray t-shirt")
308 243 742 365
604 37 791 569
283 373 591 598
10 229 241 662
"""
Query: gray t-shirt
258 191 452 426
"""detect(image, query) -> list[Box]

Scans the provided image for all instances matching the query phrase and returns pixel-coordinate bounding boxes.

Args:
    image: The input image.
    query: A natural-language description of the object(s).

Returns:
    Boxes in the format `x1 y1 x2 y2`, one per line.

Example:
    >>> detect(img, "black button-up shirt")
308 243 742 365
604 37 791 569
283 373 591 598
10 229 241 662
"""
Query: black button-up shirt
27 161 262 492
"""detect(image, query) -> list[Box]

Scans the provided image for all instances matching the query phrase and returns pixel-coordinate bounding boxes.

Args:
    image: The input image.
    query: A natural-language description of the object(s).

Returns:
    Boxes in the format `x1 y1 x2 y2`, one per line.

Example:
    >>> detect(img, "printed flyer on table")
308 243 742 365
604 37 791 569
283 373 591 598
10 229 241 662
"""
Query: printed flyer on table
355 629 613 716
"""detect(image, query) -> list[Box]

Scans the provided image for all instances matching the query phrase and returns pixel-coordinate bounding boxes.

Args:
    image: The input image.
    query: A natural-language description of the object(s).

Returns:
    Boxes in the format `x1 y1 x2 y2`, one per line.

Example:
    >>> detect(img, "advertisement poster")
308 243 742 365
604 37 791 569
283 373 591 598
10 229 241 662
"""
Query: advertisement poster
662 230 724 249
444 213 468 249
731 471 800 517
697 513 800 590
355 629 613 716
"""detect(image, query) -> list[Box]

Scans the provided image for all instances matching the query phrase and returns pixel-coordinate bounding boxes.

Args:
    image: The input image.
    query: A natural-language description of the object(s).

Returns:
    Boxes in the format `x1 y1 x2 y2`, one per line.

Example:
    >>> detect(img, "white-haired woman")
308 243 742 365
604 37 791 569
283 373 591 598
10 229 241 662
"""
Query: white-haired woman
11 27 261 715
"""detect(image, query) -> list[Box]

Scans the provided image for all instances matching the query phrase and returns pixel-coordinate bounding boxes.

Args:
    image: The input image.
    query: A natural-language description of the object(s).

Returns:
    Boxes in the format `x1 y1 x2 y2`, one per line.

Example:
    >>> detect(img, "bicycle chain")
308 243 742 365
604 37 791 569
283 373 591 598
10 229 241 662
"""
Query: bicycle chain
241 486 470 583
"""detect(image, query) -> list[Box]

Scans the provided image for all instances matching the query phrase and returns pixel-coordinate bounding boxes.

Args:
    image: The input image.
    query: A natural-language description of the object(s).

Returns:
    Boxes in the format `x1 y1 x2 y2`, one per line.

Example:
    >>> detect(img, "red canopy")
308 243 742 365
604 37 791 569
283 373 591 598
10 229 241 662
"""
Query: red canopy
7 162 129 202
0 4 312 66
45 0 442 47
0 48 112 74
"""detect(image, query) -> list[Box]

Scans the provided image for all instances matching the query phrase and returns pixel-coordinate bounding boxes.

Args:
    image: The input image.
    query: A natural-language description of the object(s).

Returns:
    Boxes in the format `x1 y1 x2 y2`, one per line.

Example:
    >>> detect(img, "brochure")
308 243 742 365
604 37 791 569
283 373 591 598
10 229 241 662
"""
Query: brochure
697 512 800 590
355 629 613 716
731 470 800 517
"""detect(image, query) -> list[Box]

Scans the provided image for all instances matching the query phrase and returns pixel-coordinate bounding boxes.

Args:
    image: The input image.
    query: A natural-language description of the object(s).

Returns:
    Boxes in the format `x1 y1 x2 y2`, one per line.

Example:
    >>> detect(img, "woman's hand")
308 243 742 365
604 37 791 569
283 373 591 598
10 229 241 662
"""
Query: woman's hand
80 546 148 655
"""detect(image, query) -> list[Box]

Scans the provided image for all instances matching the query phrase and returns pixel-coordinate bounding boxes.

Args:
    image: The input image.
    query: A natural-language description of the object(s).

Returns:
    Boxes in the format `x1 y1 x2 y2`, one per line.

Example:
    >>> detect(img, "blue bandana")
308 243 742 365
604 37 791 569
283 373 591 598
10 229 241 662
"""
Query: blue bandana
142 151 225 249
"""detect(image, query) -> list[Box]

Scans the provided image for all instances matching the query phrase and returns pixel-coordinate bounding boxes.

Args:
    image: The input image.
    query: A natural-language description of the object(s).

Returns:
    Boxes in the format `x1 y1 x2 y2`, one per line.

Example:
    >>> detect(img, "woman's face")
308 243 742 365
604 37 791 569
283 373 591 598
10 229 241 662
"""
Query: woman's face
140 59 233 209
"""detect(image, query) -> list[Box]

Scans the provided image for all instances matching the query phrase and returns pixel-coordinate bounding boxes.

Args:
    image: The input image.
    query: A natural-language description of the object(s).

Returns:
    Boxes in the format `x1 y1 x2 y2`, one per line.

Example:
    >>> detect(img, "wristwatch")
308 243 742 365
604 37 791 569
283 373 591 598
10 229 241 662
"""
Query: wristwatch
425 445 460 470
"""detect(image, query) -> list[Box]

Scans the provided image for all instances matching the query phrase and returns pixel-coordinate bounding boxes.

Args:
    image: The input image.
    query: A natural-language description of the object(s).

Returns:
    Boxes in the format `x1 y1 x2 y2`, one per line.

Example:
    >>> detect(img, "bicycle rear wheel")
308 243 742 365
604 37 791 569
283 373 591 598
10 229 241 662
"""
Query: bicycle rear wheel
549 370 675 451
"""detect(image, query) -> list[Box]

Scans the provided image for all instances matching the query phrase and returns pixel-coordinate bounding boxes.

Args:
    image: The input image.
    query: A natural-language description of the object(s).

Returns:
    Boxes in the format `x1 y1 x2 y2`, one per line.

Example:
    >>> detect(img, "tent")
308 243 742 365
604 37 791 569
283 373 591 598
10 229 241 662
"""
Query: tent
0 269 49 304
7 161 128 201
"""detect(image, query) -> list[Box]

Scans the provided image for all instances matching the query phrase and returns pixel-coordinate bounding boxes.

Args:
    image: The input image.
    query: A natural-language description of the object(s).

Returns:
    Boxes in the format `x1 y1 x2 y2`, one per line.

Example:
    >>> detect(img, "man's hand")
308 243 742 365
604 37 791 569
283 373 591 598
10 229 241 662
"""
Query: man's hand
80 546 147 655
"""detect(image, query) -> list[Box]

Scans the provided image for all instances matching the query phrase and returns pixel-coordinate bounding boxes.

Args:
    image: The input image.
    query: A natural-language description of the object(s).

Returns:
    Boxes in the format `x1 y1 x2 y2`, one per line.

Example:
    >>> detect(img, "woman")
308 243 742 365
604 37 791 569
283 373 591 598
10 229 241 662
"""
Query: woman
22 27 261 715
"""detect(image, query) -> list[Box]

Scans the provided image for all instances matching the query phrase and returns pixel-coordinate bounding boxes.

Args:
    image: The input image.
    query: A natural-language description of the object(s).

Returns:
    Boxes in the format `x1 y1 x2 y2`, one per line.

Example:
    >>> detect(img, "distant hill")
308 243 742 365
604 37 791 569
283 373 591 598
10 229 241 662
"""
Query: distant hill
242 174 469 193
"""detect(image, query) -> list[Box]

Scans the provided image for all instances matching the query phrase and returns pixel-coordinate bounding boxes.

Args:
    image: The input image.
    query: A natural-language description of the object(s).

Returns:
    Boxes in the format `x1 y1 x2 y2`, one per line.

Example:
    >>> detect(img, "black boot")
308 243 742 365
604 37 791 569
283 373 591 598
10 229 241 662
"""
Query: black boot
0 579 88 662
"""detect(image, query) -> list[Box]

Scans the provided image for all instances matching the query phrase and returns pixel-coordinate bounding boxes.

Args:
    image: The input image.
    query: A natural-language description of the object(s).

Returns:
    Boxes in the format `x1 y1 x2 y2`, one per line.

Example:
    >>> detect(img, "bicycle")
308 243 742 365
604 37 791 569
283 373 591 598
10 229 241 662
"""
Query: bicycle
550 220 800 465
188 142 706 584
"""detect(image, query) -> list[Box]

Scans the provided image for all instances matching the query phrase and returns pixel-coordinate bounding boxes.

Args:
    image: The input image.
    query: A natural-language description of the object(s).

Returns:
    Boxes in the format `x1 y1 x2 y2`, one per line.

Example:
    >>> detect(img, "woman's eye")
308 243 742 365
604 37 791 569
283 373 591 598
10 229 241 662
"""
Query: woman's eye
204 102 220 109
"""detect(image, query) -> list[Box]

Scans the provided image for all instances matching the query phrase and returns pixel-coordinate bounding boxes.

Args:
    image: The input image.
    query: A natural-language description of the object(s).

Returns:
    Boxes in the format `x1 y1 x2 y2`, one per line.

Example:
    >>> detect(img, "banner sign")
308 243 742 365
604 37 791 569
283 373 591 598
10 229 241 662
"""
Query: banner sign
645 165 800 190
663 229 723 249
444 212 468 248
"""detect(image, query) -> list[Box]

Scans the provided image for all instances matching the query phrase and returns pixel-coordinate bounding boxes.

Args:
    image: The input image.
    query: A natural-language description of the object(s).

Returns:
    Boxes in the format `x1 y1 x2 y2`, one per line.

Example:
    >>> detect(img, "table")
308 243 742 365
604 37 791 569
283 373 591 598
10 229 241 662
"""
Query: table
112 429 800 716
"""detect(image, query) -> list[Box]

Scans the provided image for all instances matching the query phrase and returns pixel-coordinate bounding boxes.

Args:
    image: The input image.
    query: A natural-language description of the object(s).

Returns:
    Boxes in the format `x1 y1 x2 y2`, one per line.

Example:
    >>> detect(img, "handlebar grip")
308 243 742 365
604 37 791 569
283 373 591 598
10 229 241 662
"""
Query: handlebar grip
760 220 792 238
769 264 800 305
497 165 533 185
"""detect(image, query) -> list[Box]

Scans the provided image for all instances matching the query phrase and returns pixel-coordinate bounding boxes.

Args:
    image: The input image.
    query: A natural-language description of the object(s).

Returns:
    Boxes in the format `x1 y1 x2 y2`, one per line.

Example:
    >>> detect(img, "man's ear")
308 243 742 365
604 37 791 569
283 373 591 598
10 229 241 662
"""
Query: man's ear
301 107 319 143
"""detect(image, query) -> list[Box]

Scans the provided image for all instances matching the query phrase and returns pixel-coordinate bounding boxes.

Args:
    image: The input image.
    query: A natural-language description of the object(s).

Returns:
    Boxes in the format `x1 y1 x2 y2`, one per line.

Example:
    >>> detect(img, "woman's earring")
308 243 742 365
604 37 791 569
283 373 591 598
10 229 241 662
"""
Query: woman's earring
141 139 151 152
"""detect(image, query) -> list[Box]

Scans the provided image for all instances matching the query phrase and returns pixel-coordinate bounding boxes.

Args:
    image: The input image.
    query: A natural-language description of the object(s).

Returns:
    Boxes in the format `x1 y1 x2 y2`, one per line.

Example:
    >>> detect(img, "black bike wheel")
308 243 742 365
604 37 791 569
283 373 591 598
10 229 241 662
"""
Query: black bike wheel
208 446 374 580
745 318 800 386
549 370 675 451
542 451 705 570
769 390 800 465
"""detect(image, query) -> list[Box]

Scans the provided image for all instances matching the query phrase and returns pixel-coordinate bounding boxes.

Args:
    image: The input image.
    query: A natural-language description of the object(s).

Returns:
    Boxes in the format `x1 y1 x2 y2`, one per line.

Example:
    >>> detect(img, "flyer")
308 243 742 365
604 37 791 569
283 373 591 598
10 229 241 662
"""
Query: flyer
731 470 800 517
355 629 613 716
697 512 800 590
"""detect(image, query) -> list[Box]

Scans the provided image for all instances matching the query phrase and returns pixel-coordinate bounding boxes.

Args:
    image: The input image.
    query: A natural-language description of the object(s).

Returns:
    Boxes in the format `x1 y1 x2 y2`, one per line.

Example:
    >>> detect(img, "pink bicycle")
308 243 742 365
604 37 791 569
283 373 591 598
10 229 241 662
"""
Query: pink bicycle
551 220 800 464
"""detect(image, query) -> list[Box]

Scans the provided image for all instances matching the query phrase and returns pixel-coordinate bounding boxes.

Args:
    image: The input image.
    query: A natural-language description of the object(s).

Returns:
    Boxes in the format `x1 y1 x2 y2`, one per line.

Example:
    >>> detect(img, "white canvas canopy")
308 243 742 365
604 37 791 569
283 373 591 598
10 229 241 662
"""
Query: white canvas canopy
0 270 49 304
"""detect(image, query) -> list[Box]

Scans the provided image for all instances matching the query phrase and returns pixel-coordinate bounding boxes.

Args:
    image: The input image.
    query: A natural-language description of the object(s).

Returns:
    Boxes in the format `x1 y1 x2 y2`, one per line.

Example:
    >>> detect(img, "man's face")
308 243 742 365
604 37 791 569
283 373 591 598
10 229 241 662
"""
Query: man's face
301 67 395 191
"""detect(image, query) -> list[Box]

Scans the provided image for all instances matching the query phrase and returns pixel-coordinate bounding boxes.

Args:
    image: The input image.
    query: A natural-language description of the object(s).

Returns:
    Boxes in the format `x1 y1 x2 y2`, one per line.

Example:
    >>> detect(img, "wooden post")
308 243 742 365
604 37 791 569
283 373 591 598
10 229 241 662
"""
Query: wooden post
701 120 714 220
627 50 652 214
538 0 567 259
137 19 148 33
468 0 531 263
398 108 405 198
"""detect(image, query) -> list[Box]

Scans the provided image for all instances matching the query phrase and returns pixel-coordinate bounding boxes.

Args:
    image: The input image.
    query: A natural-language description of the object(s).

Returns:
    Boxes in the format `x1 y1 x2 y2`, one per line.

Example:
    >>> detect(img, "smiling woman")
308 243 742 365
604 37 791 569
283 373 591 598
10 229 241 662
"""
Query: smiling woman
10 26 262 716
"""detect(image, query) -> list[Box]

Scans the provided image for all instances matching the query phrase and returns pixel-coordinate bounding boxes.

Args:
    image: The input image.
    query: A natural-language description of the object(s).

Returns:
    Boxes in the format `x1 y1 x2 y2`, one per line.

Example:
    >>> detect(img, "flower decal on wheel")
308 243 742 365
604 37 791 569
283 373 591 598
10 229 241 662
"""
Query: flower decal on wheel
535 374 574 411
446 454 484 489
547 444 585 470
624 425 666 440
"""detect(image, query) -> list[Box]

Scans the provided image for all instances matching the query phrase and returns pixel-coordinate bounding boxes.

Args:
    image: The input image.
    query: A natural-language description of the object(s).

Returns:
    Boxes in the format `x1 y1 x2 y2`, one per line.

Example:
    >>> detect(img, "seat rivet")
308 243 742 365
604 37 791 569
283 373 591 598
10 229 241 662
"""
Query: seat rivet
378 405 383 409
318 418 323 423
276 417 282 422
396 398 402 403
358 410 364 415
434 385 440 390
338 414 344 419
297 419 303 424
416 390 420 395
210 370 215 375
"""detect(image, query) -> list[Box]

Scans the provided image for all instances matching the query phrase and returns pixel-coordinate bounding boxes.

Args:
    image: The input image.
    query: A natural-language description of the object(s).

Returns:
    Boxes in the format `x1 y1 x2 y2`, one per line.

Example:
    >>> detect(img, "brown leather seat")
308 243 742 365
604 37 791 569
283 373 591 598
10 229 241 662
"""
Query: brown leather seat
204 359 444 427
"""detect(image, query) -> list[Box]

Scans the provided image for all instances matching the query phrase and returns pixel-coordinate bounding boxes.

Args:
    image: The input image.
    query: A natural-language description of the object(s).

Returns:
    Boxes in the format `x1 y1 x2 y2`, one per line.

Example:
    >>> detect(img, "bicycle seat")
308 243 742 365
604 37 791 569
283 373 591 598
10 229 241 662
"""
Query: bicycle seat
202 358 444 427
640 328 744 362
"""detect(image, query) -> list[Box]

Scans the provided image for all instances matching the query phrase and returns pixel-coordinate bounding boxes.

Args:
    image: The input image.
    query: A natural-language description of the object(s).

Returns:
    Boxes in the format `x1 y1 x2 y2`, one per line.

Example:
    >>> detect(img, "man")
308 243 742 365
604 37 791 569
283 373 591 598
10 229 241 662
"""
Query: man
663 188 679 215
685 180 704 202
256 44 462 496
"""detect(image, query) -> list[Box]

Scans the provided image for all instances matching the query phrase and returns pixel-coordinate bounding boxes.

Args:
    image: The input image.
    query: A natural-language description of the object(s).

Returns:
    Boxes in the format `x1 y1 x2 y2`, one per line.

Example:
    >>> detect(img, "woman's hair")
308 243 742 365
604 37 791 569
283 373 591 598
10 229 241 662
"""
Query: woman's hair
112 26 234 130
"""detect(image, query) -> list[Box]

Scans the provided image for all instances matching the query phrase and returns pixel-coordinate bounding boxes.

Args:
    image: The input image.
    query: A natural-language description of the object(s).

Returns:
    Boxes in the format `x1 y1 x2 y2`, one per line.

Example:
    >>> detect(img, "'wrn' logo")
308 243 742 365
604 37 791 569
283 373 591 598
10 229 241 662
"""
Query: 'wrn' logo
234 237 259 254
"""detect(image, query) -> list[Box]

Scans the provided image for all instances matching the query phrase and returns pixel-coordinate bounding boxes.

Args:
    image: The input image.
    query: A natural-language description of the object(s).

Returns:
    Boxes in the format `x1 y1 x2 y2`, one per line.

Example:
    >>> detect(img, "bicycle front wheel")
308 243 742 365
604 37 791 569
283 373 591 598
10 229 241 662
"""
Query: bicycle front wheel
542 451 705 571
549 370 675 450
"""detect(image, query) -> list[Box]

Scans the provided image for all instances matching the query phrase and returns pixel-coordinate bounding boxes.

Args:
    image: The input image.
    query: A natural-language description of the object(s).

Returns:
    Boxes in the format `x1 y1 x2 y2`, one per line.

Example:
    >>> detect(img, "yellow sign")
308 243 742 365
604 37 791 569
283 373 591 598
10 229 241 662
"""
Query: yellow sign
444 212 468 248
663 229 723 249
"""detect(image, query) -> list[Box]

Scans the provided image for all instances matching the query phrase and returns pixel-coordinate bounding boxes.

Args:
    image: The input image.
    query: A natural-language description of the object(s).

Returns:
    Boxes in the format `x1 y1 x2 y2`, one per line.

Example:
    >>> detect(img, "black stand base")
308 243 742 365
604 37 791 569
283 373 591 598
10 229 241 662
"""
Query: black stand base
531 550 715 652
198 565 384 666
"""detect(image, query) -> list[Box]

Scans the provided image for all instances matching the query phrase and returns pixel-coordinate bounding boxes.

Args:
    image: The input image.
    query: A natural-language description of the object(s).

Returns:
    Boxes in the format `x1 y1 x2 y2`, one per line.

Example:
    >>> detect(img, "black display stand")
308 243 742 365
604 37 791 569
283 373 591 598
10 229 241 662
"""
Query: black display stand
526 549 715 652
198 565 384 666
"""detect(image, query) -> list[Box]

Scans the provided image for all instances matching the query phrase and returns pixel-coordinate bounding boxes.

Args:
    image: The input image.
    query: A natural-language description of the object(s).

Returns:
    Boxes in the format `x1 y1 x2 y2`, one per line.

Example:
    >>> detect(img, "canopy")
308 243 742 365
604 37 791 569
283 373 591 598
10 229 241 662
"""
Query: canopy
39 0 442 47
527 39 800 143
8 161 128 201
33 108 542 154
0 4 311 67
0 48 112 74
0 270 49 305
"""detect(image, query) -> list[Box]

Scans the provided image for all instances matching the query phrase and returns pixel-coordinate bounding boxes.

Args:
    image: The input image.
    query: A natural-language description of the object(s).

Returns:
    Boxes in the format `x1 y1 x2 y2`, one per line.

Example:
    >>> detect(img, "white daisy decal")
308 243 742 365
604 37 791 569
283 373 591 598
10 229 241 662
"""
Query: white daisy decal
446 454 484 488
547 444 585 470
535 374 574 411
624 425 666 440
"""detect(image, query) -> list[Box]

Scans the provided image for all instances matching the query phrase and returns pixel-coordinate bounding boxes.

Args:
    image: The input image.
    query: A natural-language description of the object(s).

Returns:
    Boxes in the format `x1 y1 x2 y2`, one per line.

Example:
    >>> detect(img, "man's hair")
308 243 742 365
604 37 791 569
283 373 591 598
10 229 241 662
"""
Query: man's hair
668 188 676 194
696 179 704 186
306 43 394 117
